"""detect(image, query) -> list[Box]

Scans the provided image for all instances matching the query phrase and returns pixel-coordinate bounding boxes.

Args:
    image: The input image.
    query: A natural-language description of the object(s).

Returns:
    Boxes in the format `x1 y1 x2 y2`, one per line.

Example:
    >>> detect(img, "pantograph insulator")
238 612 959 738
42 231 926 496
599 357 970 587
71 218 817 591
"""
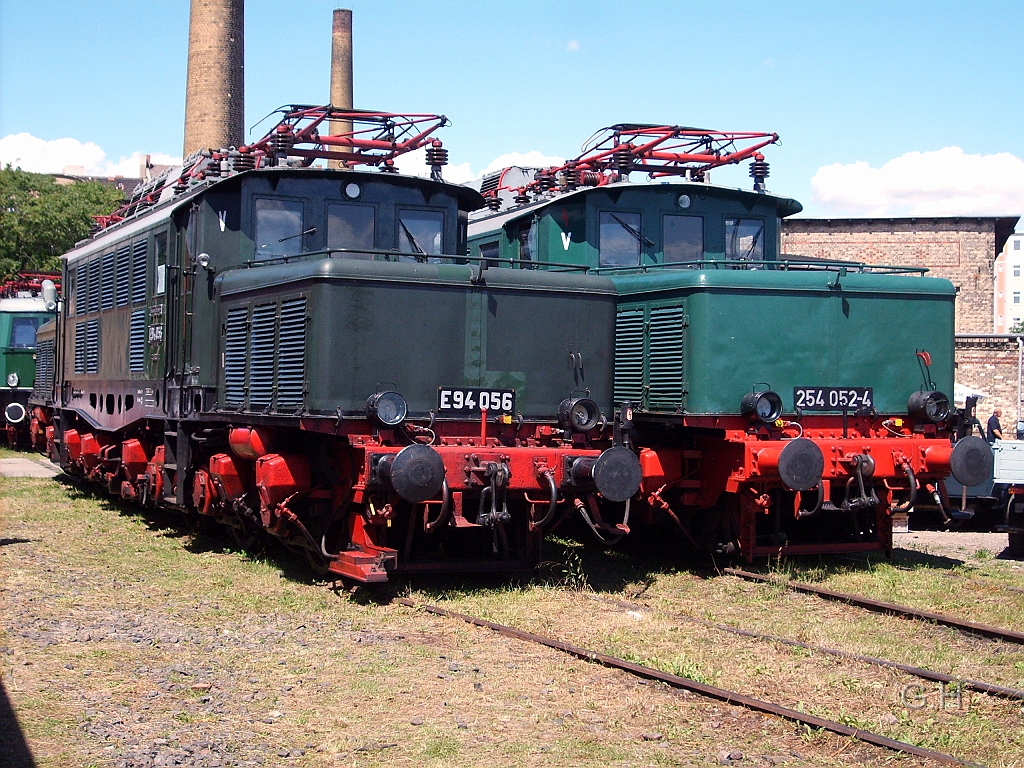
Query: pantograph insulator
513 191 531 206
749 159 770 191
425 142 448 168
380 159 399 173
486 196 503 211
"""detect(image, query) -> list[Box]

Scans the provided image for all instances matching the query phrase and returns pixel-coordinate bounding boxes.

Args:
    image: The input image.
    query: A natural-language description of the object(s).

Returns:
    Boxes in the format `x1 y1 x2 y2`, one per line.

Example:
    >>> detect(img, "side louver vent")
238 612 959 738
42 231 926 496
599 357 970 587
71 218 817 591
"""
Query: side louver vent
88 260 100 313
614 309 646 405
276 297 307 410
131 240 147 304
74 323 86 374
33 339 54 399
75 265 87 316
85 319 99 374
647 306 686 411
129 308 146 372
116 245 131 307
223 307 248 405
248 304 277 408
100 252 115 310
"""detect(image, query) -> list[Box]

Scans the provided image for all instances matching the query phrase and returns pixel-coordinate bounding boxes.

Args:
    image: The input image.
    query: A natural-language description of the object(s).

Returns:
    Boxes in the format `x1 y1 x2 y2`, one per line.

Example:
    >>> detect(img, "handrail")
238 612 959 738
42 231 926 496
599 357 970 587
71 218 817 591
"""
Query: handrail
244 248 593 272
592 258 928 276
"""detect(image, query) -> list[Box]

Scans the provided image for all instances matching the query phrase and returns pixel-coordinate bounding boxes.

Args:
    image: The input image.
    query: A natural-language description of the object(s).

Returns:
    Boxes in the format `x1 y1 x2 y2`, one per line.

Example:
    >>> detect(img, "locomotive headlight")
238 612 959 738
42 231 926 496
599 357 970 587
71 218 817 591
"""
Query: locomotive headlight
6 372 19 387
366 391 408 426
741 390 783 423
558 397 600 432
5 402 26 425
907 390 950 423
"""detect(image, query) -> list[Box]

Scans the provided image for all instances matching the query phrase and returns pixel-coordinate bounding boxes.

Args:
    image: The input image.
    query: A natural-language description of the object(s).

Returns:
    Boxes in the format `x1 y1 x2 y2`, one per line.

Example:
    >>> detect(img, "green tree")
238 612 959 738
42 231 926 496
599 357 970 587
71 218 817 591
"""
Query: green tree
1011 319 1024 334
0 165 124 278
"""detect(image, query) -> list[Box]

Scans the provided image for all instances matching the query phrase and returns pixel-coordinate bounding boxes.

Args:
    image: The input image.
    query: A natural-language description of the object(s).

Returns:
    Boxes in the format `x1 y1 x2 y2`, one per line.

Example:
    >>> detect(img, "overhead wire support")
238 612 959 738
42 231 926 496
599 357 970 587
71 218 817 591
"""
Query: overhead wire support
480 123 780 206
91 105 452 233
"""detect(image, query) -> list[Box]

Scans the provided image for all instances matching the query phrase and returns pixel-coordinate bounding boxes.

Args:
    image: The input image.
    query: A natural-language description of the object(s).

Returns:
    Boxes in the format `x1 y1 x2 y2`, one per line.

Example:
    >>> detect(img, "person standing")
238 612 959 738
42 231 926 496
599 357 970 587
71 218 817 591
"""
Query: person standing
987 408 1003 443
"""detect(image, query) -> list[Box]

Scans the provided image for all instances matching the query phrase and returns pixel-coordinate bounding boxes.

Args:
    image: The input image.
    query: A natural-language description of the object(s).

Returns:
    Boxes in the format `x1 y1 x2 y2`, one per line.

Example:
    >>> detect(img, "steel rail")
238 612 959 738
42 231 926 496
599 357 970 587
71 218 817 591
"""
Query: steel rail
396 598 976 766
725 568 1024 644
585 594 1024 701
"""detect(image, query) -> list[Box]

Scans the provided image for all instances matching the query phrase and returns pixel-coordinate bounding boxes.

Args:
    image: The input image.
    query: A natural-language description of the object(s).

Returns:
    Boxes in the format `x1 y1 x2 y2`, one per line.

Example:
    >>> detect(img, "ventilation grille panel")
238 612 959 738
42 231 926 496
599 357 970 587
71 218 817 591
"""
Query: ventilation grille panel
75 266 87 316
85 319 99 374
100 252 115 310
33 339 54 398
614 309 646 405
129 308 146 372
87 260 100 313
248 304 277 408
131 240 147 304
223 307 248 405
116 245 130 307
647 306 686 411
276 298 307 409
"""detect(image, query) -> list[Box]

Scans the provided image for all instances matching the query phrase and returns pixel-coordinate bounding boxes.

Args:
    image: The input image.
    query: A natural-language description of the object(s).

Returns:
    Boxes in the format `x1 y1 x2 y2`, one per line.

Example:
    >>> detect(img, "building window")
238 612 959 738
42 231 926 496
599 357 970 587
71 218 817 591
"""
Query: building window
1014 292 1020 305
1016 240 1021 251
1015 265 1021 278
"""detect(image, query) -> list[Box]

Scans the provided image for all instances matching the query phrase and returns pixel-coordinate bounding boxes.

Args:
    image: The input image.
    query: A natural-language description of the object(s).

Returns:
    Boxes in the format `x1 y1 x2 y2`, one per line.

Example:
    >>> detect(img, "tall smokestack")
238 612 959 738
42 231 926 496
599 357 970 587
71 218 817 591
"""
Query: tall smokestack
183 0 244 156
329 9 353 167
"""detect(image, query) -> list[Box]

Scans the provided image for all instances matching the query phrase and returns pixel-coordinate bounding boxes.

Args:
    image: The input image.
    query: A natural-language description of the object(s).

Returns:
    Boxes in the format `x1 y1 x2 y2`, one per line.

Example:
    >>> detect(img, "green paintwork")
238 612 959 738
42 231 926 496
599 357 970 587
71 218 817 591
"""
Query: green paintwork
217 257 616 419
0 309 51 390
468 181 957 417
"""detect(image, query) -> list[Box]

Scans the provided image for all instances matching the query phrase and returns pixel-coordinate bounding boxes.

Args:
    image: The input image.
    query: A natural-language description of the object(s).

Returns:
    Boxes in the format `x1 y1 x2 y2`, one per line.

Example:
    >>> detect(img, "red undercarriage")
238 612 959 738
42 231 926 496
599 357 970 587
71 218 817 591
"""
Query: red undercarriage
42 410 957 579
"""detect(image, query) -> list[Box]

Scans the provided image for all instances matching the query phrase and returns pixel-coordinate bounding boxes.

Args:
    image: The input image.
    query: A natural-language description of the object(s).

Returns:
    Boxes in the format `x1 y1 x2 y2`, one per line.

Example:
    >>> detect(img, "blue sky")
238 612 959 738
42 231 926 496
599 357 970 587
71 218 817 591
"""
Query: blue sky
1 0 1022 221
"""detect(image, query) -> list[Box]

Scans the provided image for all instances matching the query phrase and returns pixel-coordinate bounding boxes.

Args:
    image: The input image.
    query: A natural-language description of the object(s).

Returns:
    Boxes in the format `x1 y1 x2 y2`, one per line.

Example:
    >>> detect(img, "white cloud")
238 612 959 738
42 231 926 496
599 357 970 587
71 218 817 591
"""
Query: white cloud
567 39 580 52
811 146 1024 217
0 132 180 177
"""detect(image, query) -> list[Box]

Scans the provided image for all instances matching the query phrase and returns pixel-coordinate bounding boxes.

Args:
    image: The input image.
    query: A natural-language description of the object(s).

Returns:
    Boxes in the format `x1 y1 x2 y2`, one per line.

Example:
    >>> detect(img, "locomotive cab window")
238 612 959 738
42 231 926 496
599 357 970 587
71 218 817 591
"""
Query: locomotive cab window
725 218 765 261
255 198 305 259
599 211 642 267
327 202 375 259
663 214 703 264
9 316 40 349
479 241 500 268
397 209 443 262
516 220 536 268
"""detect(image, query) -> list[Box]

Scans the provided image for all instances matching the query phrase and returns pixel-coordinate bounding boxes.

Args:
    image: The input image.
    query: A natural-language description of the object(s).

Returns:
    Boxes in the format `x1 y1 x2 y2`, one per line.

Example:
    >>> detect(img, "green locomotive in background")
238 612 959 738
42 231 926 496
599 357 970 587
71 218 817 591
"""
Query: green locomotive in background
468 125 988 559
1 273 58 447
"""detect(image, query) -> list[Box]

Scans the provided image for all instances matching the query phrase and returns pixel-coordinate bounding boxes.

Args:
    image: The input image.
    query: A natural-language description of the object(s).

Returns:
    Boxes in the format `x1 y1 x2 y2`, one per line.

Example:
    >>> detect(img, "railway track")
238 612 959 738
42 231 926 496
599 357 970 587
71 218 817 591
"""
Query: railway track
725 568 1024 644
397 598 979 767
584 593 1024 701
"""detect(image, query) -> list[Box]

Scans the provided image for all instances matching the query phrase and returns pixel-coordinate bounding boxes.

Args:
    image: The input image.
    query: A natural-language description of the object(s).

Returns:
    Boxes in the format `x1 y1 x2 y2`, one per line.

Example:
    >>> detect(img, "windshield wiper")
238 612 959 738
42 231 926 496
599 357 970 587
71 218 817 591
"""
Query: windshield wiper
261 226 316 249
399 219 427 260
611 214 654 247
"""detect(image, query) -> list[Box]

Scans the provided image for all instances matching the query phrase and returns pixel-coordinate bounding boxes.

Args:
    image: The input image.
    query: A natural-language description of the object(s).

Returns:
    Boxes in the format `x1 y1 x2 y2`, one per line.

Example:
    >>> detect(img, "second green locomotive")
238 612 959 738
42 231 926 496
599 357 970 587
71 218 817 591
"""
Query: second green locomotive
468 124 990 559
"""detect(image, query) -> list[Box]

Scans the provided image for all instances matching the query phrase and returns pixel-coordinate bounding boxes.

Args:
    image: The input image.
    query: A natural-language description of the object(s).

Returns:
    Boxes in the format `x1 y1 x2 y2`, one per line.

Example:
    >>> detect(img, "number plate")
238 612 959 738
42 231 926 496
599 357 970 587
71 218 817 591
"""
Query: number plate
438 387 516 414
793 387 873 411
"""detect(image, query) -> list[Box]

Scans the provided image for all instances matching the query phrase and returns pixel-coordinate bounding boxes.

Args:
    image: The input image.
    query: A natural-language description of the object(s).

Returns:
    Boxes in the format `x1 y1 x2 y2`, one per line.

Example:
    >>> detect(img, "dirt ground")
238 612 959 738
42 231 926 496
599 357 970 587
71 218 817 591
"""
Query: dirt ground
3 475 1021 767
895 530 1013 562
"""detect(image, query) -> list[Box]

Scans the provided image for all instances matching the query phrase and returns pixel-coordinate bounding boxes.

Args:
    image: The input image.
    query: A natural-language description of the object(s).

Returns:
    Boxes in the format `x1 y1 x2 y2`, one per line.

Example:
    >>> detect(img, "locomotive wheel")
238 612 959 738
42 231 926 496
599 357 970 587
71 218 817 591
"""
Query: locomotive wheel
225 518 259 551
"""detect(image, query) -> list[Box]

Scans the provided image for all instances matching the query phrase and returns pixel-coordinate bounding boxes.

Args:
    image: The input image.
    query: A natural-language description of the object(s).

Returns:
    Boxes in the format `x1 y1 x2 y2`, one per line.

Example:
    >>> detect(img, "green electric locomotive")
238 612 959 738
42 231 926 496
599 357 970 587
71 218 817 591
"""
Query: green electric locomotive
1 273 58 447
31 107 641 582
468 124 990 560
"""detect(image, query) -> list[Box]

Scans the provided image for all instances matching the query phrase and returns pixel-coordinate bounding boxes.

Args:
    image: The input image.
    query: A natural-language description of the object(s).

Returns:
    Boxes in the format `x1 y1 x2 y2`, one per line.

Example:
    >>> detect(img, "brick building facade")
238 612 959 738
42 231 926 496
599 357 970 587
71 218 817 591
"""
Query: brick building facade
782 217 1021 421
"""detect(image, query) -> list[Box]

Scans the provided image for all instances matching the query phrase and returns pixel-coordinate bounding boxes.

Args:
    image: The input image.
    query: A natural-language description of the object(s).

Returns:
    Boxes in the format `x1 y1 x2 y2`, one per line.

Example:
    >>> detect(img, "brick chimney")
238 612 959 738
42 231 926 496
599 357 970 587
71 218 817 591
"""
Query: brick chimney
329 9 353 167
183 0 244 156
